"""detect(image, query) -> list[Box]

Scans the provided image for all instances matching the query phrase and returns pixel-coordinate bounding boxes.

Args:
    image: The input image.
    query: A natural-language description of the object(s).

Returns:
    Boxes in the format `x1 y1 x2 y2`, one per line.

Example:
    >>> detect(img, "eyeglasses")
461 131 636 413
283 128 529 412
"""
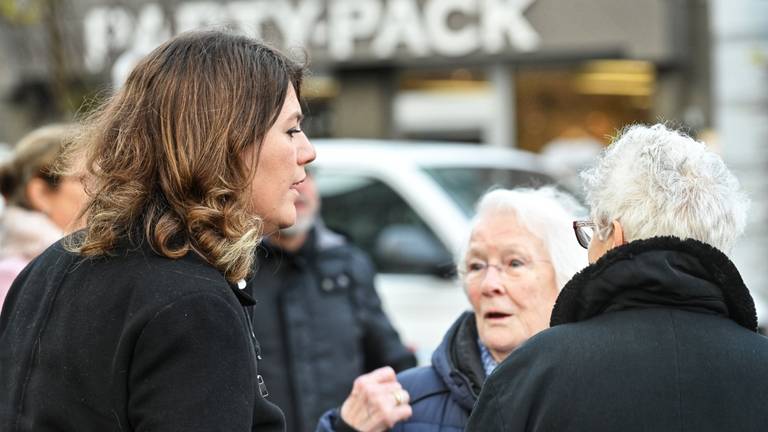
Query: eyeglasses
572 220 595 249
462 257 549 283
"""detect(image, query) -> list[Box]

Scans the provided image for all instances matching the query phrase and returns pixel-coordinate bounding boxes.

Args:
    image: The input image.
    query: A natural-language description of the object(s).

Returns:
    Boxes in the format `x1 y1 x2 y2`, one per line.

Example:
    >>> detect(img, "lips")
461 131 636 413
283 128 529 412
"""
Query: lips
289 176 306 194
485 311 512 319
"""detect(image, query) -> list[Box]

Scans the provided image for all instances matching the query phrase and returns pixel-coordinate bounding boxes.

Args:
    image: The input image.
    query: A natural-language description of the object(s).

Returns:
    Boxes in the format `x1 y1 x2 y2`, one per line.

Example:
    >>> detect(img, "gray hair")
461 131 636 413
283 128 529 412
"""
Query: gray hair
458 187 588 290
581 123 749 253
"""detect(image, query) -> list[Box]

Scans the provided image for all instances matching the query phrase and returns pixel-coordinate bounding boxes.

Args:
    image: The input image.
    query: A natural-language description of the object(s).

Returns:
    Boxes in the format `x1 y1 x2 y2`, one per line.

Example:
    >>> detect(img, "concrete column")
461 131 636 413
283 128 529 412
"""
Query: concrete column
485 64 515 148
710 0 768 318
332 68 396 139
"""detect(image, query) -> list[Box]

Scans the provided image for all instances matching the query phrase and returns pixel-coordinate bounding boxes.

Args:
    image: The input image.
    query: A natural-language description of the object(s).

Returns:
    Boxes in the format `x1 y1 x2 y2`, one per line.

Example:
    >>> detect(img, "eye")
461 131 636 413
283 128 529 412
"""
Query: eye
467 260 486 272
287 127 302 138
506 258 525 268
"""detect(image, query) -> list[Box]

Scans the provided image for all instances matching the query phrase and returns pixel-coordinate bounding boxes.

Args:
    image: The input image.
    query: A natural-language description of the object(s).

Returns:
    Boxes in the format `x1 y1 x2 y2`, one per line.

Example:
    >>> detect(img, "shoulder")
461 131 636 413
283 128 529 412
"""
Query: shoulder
28 238 235 309
313 227 376 282
485 323 582 392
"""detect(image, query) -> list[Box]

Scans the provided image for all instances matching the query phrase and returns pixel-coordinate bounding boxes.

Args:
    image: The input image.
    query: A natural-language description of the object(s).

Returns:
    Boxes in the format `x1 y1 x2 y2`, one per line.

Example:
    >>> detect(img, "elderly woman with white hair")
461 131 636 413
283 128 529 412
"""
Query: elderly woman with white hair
315 186 587 432
468 124 768 432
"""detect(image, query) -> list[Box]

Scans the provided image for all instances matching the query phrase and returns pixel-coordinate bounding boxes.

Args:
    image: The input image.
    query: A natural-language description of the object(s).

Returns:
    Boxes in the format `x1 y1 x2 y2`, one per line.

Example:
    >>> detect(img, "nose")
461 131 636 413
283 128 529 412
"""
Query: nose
298 135 316 166
479 266 505 296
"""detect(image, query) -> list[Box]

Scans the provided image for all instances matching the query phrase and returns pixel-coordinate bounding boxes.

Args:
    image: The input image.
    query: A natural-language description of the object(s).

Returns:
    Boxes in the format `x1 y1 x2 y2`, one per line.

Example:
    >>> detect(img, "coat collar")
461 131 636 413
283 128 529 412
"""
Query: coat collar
0 206 63 259
431 311 485 411
550 236 757 331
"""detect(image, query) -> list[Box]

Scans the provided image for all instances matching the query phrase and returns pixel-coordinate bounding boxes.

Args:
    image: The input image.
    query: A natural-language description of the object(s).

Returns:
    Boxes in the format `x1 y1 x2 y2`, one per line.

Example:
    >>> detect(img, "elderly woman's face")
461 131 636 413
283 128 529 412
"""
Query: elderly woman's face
464 210 558 362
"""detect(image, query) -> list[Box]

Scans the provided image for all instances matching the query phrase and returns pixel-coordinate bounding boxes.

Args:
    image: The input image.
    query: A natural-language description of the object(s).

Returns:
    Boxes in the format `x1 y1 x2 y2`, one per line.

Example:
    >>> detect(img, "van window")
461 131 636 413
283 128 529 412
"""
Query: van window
316 173 451 275
423 167 556 216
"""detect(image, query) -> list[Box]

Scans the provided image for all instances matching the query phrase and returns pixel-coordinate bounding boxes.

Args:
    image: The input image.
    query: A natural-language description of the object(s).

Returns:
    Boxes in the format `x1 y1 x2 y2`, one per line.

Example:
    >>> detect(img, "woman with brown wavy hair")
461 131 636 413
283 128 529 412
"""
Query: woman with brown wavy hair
0 30 314 432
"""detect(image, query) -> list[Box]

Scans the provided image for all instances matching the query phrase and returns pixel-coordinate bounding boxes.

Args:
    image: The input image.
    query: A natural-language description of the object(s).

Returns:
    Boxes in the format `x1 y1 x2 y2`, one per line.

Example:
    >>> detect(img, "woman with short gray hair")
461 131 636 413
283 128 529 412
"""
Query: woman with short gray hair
317 186 587 432
469 124 768 432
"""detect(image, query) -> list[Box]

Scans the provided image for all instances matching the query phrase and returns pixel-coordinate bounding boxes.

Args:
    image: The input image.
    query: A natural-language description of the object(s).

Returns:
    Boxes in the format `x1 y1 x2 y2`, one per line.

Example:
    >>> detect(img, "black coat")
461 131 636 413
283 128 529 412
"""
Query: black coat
249 223 416 432
0 238 284 432
468 237 768 432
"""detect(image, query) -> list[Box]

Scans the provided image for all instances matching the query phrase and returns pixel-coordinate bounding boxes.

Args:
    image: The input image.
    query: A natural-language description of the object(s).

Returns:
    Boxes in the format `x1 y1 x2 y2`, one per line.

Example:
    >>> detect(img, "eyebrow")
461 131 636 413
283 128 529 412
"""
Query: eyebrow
285 111 304 123
466 244 529 257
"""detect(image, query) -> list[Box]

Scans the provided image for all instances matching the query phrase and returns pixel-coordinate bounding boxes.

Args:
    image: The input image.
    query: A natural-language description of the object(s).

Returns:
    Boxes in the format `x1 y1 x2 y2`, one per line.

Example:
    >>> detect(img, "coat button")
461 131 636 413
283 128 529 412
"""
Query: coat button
337 274 350 288
321 277 334 292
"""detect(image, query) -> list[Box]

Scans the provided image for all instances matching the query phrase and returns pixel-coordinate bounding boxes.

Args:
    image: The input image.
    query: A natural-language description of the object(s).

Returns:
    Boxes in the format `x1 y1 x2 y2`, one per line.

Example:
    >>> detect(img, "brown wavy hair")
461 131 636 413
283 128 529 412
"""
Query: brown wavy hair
61 30 304 282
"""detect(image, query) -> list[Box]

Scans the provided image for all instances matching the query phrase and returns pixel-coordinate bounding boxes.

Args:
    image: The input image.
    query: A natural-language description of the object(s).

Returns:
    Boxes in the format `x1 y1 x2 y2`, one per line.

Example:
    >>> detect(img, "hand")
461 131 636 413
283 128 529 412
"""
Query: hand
339 366 412 432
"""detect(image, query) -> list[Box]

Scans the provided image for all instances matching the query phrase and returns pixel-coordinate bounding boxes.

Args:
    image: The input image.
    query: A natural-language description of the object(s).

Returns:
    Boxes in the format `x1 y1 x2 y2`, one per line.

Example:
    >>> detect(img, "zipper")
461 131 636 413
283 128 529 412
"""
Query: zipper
242 306 262 360
242 305 269 398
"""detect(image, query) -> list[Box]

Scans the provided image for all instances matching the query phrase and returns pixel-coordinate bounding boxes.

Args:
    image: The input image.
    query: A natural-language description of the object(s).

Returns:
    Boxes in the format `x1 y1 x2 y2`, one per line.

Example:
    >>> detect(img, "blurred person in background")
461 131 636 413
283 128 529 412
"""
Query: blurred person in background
316 187 587 432
250 171 416 432
468 124 768 431
0 124 86 307
0 30 315 431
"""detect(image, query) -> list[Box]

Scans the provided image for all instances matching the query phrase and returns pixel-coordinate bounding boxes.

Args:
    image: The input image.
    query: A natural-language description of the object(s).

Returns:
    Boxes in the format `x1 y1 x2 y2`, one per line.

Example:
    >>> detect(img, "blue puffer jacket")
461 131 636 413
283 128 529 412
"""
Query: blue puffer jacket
391 311 485 431
315 311 485 432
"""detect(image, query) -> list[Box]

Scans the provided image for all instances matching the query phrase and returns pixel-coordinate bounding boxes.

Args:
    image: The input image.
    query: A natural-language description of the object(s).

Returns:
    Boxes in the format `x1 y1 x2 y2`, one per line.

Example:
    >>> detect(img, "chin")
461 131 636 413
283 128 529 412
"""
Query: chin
276 214 297 230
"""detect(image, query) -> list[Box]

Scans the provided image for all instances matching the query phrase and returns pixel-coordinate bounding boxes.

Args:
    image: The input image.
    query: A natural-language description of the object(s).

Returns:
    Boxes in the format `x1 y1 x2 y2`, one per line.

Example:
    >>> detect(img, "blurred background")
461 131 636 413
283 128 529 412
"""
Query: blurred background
0 0 765 344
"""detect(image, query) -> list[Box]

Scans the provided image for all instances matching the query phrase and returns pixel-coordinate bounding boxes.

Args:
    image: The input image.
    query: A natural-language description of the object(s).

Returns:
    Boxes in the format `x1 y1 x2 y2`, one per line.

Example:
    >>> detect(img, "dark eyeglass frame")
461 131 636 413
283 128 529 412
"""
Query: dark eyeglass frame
572 220 595 249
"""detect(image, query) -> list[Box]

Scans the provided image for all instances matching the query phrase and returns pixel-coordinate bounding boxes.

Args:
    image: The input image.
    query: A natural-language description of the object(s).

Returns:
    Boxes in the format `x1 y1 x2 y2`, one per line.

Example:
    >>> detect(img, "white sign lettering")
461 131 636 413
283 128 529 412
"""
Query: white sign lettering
424 0 480 56
82 0 541 84
481 0 539 53
371 0 430 58
328 0 382 60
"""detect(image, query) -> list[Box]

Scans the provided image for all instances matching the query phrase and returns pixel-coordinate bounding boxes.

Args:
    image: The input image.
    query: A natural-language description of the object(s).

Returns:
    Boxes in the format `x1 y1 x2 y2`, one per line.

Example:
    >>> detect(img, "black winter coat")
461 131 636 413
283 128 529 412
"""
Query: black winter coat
250 223 416 432
468 237 768 432
0 238 284 432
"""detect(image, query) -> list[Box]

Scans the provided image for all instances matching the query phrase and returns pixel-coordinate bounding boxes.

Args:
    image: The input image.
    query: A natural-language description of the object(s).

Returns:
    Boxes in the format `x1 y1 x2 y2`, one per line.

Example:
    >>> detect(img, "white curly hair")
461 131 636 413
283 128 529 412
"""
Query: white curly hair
581 123 750 254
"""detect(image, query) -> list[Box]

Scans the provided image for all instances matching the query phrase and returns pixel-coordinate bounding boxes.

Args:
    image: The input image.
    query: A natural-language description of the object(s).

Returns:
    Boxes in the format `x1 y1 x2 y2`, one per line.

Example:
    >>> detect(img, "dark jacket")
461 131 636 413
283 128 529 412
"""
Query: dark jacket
394 311 485 431
250 223 416 432
0 237 284 432
468 236 768 432
315 311 484 432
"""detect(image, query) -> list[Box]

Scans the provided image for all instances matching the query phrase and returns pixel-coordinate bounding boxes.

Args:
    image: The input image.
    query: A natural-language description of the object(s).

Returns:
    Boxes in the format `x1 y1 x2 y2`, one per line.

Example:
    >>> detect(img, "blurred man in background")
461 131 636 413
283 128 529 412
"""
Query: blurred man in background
248 171 417 432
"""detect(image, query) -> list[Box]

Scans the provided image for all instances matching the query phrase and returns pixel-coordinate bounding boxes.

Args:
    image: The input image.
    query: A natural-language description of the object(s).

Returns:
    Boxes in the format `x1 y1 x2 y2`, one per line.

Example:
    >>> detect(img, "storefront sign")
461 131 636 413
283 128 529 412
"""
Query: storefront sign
84 0 540 75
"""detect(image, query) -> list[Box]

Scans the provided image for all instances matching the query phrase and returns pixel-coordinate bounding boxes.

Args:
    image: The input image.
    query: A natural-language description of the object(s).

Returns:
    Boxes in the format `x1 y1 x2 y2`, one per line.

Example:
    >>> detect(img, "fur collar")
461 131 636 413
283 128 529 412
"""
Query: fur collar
550 236 757 331
0 206 63 260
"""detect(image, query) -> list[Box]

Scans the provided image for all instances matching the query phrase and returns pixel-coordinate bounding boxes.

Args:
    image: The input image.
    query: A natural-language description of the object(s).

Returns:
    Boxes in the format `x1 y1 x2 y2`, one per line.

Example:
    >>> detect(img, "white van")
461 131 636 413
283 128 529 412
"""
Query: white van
312 140 559 363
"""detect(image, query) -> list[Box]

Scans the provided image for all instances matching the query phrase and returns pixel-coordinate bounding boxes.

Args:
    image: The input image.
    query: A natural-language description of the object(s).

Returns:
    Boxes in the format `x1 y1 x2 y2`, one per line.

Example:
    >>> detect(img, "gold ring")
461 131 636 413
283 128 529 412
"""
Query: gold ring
393 390 404 406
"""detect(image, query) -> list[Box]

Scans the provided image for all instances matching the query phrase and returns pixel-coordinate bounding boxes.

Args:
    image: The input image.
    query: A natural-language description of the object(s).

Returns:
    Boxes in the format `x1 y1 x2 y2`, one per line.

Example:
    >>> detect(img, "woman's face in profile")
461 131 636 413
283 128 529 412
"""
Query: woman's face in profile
246 85 316 233
464 210 559 362
26 175 88 233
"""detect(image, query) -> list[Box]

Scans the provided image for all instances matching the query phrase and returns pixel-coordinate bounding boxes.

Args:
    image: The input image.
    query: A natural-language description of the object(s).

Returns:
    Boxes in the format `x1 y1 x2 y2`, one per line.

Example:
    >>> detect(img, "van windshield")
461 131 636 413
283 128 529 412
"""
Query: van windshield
423 167 557 217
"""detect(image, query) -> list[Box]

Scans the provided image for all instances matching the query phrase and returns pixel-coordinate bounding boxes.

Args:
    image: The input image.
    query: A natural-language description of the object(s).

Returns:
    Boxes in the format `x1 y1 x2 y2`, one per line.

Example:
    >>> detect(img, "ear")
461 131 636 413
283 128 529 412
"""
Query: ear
25 177 53 215
610 220 625 247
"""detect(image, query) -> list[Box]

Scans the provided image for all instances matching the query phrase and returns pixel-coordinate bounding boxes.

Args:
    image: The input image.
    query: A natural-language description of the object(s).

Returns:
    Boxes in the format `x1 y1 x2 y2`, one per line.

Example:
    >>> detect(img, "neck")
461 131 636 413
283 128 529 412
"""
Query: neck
271 231 309 253
489 347 511 363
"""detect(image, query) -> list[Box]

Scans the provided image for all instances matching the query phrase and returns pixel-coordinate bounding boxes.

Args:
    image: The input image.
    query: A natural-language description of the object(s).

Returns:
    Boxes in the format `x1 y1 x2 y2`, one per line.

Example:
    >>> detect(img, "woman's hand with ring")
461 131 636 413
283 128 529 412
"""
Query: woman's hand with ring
339 366 412 431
